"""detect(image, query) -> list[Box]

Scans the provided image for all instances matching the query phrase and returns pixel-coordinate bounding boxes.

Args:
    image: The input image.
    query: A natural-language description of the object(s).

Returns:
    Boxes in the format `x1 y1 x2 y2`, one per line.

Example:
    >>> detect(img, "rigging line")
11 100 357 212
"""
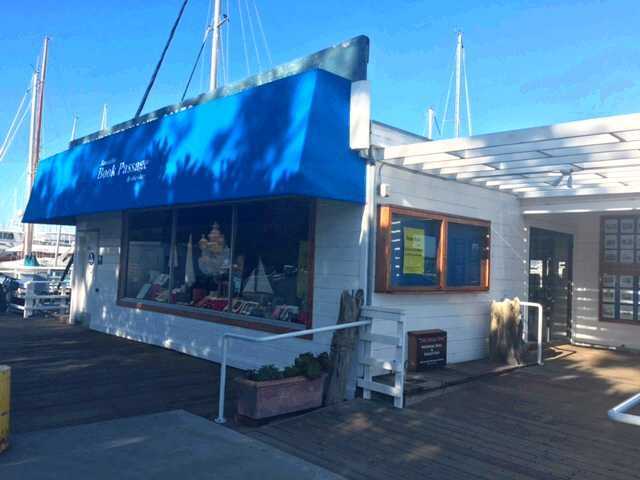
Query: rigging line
252 0 272 67
199 0 213 93
462 48 472 136
181 26 212 102
134 0 190 118
237 0 251 76
224 0 230 84
441 67 455 138
218 30 228 86
0 101 30 165
0 88 30 159
243 0 262 72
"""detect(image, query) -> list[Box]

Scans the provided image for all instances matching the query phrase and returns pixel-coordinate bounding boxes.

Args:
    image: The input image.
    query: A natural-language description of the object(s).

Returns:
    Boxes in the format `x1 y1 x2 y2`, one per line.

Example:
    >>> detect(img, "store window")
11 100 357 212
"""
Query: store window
120 199 313 328
124 210 173 302
599 215 640 324
376 206 490 292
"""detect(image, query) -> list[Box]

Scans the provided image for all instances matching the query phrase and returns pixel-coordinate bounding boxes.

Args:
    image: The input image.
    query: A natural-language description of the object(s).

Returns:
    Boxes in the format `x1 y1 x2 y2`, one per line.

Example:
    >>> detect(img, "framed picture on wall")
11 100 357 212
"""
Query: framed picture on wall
605 218 619 233
620 307 634 321
602 303 616 318
604 250 618 263
621 250 635 264
621 218 635 233
619 275 634 289
602 274 617 288
620 289 635 304
621 235 635 249
602 288 616 303
604 235 619 249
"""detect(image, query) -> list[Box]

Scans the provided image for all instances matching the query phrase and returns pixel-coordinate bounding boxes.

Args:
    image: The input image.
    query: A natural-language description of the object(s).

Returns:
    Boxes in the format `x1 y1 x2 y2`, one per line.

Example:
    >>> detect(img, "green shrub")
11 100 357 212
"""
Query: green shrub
247 352 330 381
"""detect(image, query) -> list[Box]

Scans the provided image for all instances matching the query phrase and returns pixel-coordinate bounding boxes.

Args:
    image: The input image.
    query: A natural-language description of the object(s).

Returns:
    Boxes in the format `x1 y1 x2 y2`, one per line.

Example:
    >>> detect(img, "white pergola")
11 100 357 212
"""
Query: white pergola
381 113 640 200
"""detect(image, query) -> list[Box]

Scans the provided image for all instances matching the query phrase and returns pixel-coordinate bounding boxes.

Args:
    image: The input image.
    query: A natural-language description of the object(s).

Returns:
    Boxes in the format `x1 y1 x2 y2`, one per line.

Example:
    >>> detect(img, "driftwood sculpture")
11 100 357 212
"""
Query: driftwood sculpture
489 297 525 365
324 289 364 405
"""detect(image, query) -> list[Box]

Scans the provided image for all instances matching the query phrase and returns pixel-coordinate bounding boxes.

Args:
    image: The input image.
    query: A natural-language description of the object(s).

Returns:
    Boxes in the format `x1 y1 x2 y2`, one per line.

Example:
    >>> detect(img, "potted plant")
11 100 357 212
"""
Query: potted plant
235 352 330 420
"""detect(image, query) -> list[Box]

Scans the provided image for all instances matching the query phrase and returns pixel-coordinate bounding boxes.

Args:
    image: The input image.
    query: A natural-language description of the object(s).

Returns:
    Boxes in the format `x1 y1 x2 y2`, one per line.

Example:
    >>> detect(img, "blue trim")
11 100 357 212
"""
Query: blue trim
24 69 365 225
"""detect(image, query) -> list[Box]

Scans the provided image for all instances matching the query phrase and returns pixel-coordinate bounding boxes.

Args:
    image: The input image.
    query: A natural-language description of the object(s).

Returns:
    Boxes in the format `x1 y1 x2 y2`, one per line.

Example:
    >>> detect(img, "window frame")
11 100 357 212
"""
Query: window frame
117 198 316 333
375 205 490 293
599 215 640 326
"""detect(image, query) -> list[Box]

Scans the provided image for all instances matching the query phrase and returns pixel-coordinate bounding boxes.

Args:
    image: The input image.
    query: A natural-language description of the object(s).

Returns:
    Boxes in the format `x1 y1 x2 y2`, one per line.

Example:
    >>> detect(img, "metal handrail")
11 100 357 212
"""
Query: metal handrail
520 301 544 366
609 393 640 427
214 319 373 424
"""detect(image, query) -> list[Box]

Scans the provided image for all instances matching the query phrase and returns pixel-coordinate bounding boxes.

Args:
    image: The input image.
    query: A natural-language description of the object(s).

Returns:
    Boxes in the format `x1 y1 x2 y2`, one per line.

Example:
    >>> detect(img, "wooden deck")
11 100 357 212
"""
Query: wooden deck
251 345 640 480
0 313 237 433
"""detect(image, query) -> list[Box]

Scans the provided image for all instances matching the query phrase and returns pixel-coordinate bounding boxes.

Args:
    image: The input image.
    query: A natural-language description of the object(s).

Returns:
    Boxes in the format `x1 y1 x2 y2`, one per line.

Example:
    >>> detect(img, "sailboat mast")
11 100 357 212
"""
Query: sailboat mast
33 36 49 177
23 36 49 259
209 0 222 91
23 71 38 257
454 31 463 138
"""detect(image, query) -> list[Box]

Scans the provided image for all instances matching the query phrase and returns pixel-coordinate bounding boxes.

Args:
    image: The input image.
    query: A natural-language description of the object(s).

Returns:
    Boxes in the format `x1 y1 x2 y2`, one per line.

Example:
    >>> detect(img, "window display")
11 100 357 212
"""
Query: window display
600 215 640 323
124 210 173 303
120 199 313 327
376 205 490 292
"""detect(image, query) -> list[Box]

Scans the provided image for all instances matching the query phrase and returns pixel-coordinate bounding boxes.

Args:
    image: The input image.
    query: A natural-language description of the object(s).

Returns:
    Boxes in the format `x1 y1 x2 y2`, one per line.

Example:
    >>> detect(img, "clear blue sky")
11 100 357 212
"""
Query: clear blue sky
1 0 639 224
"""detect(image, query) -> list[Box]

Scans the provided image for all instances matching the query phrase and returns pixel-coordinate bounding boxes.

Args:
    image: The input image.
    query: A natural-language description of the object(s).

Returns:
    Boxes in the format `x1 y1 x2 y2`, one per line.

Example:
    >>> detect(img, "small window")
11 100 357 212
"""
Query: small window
390 214 441 288
446 222 489 287
376 206 490 292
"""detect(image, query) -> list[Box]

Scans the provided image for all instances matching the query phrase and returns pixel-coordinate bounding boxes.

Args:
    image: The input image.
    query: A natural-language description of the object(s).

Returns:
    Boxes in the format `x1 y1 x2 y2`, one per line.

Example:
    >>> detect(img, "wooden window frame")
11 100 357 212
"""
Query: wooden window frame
117 198 317 334
375 205 490 293
599 215 640 326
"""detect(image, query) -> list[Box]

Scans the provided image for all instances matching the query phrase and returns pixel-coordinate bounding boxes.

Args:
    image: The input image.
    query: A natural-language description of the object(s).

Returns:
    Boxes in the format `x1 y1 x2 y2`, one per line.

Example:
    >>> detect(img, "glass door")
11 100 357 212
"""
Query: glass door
529 227 573 341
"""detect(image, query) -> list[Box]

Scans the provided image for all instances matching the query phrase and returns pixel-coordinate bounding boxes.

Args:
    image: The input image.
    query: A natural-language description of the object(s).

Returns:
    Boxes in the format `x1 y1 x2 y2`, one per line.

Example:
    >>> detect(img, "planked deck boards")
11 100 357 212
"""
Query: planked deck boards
252 345 640 480
0 313 237 433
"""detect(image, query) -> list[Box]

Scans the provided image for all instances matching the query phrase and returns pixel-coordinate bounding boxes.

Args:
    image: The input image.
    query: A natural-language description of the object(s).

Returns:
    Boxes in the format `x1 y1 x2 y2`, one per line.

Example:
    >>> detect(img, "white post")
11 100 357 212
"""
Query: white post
427 107 434 140
54 225 62 267
215 335 228 424
209 0 222 91
100 104 108 131
454 31 463 138
70 115 78 142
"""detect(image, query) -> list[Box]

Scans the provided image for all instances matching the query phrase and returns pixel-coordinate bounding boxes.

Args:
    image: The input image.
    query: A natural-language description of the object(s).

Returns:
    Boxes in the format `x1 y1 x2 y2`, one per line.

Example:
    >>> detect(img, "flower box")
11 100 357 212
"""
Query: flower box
235 374 325 420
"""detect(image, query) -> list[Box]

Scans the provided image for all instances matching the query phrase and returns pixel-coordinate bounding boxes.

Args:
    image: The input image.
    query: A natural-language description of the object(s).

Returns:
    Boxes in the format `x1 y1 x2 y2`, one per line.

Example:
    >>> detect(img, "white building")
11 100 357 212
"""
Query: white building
23 36 640 380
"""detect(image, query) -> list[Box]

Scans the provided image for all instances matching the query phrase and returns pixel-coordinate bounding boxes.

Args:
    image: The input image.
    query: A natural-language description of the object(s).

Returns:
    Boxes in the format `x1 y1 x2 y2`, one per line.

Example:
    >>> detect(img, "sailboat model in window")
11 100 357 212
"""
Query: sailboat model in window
242 258 273 295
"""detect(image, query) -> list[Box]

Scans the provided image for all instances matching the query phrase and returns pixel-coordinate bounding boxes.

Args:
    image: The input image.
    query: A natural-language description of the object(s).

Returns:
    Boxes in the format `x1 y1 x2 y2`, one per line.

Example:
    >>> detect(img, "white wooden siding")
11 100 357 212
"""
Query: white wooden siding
372 166 529 364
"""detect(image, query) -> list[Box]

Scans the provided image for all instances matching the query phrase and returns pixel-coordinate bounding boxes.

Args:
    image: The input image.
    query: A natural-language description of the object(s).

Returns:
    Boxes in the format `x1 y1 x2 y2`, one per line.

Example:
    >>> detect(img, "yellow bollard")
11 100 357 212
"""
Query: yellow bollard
0 365 10 453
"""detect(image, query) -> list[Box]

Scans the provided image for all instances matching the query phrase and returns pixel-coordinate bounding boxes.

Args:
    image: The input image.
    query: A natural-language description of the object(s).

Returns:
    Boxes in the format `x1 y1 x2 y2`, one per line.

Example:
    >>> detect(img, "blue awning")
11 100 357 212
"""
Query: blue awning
24 69 365 225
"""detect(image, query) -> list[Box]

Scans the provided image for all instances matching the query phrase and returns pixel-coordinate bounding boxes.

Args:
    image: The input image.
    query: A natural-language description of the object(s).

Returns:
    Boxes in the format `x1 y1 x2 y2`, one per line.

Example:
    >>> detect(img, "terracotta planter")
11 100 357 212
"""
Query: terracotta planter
235 374 326 420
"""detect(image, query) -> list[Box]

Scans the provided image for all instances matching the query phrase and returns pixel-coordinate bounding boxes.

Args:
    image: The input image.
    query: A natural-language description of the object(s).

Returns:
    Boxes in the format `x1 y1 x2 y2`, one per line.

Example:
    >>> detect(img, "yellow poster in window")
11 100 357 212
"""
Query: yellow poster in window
403 227 425 275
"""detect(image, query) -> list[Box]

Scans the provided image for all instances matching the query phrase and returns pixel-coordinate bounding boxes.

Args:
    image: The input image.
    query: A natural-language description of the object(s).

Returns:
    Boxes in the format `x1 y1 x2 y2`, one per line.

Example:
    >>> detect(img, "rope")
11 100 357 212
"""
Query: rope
181 26 212 102
252 0 272 67
0 97 30 165
0 88 30 160
135 0 190 118
463 48 472 136
243 0 262 72
237 0 251 76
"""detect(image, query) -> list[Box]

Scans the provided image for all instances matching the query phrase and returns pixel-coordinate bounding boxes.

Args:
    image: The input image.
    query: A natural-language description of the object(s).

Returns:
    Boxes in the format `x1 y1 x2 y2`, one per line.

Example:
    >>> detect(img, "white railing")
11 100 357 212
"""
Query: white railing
12 280 70 319
214 306 406 423
357 306 406 408
520 301 544 366
608 393 640 427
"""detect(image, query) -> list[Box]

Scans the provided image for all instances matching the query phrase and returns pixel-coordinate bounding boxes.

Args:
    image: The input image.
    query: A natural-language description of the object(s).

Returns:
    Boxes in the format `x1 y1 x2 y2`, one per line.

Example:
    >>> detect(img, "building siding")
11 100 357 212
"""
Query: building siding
372 166 528 364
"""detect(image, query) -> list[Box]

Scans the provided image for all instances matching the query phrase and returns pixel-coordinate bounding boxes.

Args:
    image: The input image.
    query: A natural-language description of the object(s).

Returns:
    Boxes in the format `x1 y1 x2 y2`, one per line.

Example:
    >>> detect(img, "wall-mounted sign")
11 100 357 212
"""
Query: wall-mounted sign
87 252 96 266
